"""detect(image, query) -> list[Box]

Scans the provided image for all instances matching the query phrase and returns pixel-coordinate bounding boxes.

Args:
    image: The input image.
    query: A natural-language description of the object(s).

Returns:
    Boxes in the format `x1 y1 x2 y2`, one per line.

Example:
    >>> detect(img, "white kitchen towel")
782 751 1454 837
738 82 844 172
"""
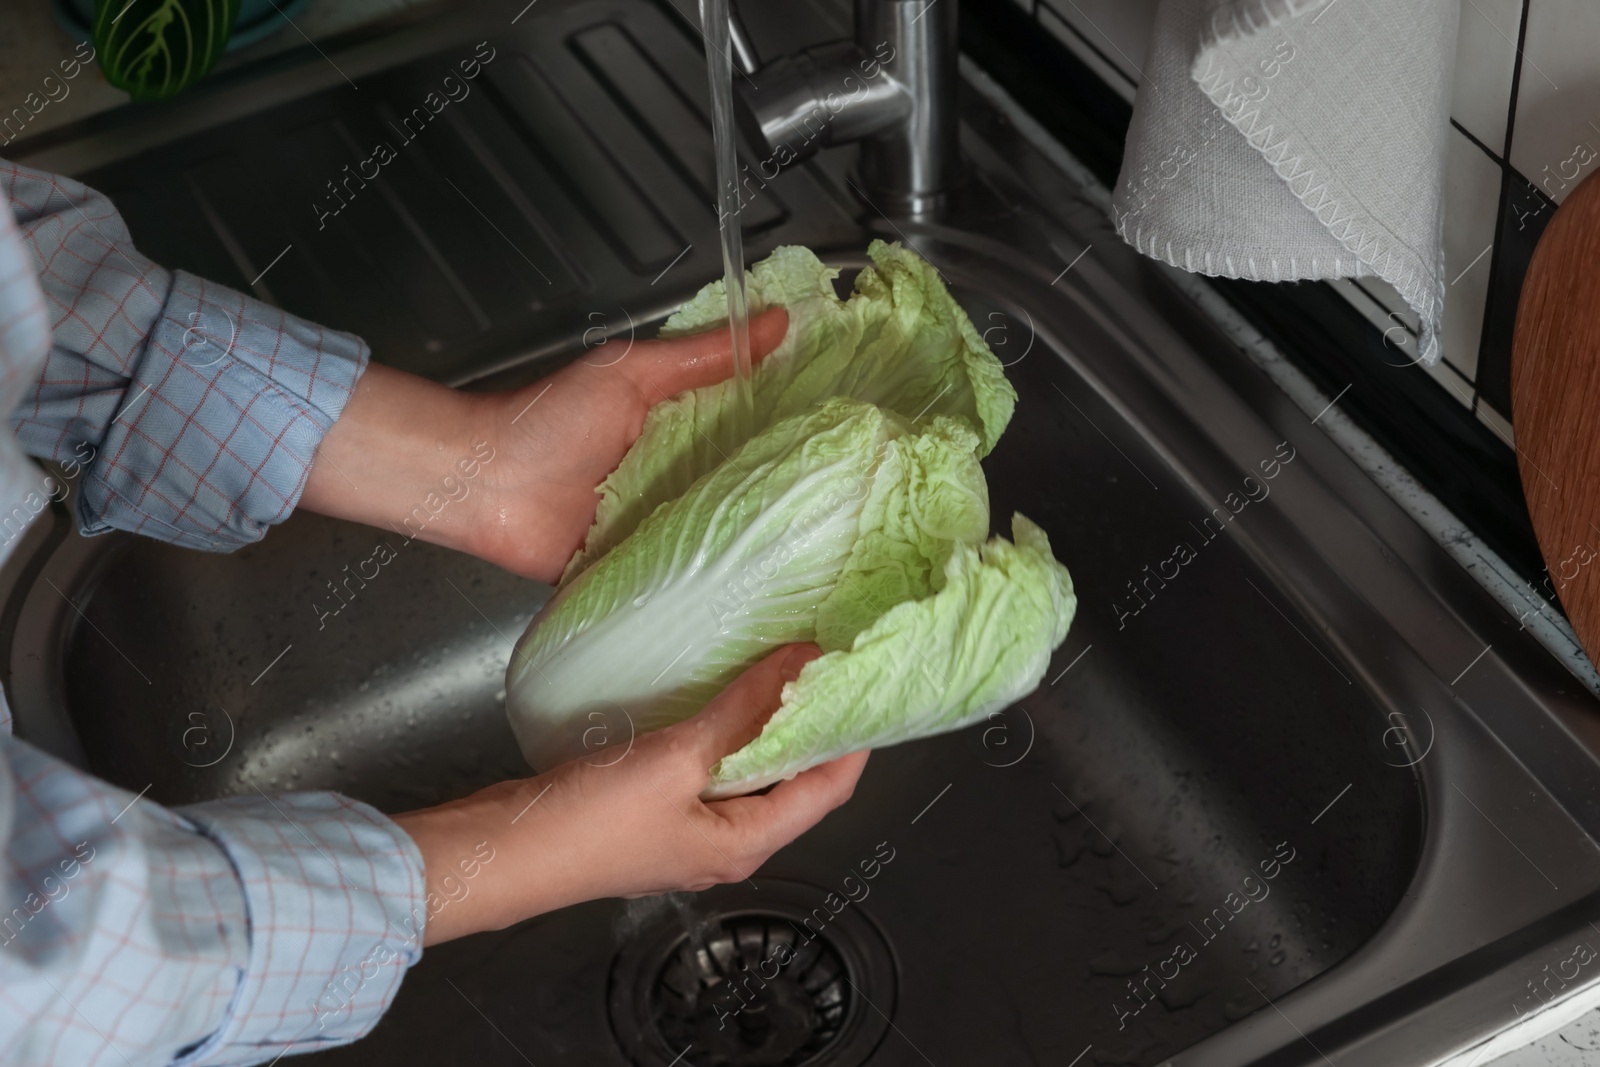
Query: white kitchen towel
1112 0 1460 365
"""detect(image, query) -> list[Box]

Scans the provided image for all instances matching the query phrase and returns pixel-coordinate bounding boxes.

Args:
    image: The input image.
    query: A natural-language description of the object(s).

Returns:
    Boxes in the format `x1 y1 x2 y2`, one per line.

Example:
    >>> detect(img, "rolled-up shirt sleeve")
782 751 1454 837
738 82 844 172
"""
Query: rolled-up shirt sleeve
0 738 426 1066
3 159 369 550
0 161 427 1065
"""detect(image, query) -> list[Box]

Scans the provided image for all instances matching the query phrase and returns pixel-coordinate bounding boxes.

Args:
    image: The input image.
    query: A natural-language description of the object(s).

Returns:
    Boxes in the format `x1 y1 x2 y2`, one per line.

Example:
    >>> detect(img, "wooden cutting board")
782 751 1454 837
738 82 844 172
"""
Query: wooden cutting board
1512 169 1600 661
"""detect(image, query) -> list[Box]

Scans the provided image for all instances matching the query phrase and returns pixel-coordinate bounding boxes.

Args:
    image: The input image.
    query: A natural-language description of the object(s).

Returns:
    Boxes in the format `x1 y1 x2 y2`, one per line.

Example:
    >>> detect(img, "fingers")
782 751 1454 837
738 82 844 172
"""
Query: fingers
708 750 870 858
623 306 789 400
668 643 820 769
634 644 854 888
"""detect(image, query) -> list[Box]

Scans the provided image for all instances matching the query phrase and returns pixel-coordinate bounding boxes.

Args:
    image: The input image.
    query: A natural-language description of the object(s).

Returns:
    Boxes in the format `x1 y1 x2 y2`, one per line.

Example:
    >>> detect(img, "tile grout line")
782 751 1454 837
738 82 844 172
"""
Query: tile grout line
1451 117 1504 166
1345 277 1419 338
1471 0 1535 415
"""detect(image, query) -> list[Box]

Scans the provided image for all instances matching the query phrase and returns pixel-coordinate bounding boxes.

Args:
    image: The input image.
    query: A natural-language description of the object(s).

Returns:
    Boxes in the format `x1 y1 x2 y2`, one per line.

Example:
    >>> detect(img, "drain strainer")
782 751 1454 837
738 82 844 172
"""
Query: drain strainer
609 879 897 1067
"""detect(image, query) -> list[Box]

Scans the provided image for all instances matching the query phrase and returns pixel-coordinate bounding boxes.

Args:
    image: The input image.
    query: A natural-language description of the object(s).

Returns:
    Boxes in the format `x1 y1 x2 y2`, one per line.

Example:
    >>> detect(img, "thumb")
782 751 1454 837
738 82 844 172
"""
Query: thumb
626 306 789 401
673 643 821 768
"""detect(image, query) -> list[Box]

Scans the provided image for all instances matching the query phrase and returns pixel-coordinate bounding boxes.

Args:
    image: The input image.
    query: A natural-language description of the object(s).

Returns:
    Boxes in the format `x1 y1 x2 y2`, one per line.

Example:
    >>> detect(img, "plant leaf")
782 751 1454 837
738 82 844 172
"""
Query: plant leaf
94 0 240 102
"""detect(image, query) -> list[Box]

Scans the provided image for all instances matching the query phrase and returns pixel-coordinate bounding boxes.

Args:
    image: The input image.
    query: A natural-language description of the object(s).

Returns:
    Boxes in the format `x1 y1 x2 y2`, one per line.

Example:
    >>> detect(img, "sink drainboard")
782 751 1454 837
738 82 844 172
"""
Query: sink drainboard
608 881 897 1066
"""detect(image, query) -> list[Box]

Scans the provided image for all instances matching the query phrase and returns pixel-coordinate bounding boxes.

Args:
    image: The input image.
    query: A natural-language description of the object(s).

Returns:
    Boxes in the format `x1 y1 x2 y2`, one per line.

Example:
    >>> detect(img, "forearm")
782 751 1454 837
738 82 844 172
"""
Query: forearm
299 364 501 560
300 308 792 584
391 779 572 946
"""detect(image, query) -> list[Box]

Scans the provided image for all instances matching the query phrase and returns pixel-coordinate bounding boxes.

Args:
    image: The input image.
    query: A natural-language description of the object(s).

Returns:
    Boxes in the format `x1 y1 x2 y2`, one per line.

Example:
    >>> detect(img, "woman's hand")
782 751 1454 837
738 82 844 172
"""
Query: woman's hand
299 307 789 582
468 307 787 580
393 645 869 945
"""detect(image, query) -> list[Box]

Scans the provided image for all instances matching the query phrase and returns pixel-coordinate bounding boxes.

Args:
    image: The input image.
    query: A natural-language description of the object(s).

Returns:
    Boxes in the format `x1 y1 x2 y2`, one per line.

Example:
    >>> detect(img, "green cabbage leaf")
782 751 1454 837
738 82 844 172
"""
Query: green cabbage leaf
708 514 1074 796
560 240 1016 582
506 242 1074 796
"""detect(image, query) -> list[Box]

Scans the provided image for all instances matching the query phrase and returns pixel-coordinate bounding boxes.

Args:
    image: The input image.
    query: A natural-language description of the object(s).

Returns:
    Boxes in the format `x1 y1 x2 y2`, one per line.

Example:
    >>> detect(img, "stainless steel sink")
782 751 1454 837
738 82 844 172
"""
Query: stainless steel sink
8 1 1600 1065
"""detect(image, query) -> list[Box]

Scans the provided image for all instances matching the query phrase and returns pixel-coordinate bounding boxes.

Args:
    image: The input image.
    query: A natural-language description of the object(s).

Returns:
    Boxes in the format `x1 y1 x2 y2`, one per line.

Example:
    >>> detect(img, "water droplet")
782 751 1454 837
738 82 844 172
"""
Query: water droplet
1159 983 1208 1011
1099 882 1141 906
1269 950 1286 967
1054 831 1087 868
1143 921 1190 945
1269 933 1282 949
1223 995 1257 1021
633 593 651 608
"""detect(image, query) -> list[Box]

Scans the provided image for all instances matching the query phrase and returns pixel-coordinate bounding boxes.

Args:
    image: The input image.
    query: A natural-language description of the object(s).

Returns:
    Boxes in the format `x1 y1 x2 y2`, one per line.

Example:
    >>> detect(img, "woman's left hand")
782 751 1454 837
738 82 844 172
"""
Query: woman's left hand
299 308 788 581
394 644 869 945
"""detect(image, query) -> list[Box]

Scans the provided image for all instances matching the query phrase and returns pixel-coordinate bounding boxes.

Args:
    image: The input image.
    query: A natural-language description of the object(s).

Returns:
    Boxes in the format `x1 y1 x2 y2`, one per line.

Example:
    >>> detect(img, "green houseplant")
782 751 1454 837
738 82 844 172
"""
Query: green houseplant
90 0 241 101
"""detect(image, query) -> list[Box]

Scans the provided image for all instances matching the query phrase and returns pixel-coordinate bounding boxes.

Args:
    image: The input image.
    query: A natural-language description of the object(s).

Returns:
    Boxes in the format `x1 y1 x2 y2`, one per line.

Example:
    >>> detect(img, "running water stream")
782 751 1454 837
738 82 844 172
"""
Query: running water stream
698 0 754 435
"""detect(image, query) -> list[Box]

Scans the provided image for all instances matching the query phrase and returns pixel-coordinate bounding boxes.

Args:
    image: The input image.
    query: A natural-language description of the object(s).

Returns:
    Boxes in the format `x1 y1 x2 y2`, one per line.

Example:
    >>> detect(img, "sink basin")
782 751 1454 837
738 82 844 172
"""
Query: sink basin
9 1 1600 1065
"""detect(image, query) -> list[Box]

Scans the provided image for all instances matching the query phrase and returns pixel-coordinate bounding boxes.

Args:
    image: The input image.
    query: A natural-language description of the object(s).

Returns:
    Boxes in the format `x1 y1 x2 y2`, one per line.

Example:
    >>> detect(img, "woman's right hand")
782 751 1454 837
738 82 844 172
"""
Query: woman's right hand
393 645 869 945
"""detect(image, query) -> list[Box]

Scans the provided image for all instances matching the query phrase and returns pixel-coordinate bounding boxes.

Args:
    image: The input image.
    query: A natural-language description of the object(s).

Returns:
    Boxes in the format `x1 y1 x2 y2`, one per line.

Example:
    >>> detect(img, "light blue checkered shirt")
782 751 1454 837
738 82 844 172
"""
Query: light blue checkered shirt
0 160 427 1065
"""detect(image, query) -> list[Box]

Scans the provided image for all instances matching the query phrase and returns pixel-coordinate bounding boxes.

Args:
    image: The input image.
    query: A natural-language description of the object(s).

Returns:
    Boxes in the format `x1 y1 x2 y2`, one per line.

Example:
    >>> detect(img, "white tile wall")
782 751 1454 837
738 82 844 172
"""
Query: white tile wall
1441 124 1502 382
1003 0 1600 447
1510 1 1600 206
1452 0 1523 150
1452 0 1524 151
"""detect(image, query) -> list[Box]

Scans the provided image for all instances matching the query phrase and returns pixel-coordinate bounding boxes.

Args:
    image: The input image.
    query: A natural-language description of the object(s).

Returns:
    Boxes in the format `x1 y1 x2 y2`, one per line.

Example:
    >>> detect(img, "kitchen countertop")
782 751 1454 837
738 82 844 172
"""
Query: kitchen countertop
1512 1025 1600 1064
1490 1005 1600 1066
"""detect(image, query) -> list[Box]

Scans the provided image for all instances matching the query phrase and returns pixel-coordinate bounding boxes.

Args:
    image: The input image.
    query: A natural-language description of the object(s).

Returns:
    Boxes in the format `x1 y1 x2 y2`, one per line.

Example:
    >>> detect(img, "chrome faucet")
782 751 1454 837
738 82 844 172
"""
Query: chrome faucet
730 0 960 216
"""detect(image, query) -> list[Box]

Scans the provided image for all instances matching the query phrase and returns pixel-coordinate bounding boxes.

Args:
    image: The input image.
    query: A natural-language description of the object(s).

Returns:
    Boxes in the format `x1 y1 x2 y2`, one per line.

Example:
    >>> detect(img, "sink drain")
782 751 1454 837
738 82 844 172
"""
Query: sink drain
654 914 849 1064
609 880 896 1067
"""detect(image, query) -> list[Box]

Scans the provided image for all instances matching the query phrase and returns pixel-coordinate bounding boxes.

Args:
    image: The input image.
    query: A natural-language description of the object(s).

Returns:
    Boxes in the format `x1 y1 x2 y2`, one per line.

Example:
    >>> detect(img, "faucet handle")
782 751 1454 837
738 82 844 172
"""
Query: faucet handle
726 2 760 75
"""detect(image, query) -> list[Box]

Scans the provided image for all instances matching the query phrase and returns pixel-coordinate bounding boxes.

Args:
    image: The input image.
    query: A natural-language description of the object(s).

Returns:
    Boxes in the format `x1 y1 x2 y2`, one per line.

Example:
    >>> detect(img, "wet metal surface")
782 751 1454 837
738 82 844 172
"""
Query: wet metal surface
6 1 1600 1065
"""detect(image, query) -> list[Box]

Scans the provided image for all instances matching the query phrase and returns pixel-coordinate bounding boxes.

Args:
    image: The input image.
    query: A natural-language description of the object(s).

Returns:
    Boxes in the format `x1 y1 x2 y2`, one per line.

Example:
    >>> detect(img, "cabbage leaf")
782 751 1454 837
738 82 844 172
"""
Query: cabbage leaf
508 398 991 774
560 240 1017 582
708 515 1074 797
507 242 1075 796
